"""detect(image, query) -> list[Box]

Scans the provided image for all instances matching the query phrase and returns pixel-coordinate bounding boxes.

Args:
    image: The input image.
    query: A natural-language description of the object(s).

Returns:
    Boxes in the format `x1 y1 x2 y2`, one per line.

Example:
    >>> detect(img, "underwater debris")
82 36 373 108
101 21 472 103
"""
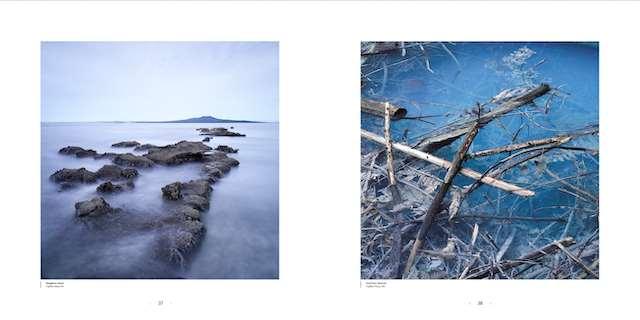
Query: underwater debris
361 42 599 280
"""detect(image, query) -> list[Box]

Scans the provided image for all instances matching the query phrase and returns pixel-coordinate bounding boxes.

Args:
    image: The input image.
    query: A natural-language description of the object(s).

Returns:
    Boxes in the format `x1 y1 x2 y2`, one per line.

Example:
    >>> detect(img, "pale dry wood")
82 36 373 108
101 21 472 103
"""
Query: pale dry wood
361 129 535 197
384 102 396 186
361 99 407 120
470 224 479 248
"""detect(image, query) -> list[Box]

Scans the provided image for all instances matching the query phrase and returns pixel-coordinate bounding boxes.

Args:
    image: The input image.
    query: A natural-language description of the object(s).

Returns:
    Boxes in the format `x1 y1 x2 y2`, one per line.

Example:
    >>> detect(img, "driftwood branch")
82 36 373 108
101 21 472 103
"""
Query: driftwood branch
468 125 598 158
383 102 396 186
465 237 576 279
383 102 403 279
403 121 481 278
413 84 551 152
469 136 572 158
361 129 535 197
362 99 407 120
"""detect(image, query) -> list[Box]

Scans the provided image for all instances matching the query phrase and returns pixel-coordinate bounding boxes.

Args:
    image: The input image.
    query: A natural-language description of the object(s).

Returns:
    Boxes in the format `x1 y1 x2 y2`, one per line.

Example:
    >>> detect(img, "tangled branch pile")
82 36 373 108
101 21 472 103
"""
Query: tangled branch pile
360 42 599 279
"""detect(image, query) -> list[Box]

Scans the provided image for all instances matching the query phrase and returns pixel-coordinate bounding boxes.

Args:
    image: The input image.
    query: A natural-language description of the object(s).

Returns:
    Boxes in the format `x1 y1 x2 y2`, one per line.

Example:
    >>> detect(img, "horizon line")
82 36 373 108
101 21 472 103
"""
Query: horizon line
41 120 279 123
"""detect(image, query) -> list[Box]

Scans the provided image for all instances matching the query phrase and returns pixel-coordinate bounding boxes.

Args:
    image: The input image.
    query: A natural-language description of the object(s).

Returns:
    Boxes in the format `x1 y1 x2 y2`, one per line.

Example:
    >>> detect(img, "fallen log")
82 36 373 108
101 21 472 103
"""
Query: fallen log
361 129 535 197
414 83 551 152
362 99 407 120
465 237 576 279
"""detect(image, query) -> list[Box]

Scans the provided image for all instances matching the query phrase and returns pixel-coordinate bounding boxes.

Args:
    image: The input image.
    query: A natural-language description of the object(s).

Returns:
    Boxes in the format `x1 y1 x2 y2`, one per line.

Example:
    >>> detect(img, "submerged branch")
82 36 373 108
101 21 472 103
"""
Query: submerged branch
361 129 535 197
403 121 481 278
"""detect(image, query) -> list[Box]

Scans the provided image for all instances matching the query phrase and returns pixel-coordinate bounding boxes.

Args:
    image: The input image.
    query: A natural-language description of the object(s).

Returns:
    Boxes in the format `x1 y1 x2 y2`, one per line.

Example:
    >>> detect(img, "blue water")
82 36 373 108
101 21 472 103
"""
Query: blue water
41 122 278 279
362 42 599 256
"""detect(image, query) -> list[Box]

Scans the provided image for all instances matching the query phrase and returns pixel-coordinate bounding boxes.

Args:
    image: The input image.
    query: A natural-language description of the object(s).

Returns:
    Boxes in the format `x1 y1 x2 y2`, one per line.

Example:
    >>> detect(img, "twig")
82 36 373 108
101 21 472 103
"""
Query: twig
468 135 572 158
455 214 566 223
555 242 599 279
459 254 480 279
465 237 576 279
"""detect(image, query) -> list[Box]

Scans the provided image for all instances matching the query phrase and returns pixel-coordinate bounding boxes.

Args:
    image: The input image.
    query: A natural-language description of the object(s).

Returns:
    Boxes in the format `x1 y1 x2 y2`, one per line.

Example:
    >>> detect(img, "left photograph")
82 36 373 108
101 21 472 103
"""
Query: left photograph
41 42 279 279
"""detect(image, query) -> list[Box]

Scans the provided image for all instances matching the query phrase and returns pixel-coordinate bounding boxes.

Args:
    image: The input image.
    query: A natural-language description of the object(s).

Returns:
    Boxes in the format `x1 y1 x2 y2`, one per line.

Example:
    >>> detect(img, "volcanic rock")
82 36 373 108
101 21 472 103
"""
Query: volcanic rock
111 141 141 148
75 197 113 217
214 145 238 153
58 146 99 158
113 153 154 168
50 168 97 183
197 127 245 137
143 141 212 165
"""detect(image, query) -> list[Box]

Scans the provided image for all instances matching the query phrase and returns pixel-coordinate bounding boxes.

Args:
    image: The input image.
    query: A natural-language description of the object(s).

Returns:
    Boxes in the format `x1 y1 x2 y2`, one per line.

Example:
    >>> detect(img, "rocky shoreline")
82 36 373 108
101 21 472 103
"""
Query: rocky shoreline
49 128 242 270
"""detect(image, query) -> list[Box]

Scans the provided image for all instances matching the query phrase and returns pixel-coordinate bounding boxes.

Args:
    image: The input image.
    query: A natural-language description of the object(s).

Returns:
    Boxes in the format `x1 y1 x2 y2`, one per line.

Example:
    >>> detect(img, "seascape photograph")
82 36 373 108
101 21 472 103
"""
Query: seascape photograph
41 42 279 279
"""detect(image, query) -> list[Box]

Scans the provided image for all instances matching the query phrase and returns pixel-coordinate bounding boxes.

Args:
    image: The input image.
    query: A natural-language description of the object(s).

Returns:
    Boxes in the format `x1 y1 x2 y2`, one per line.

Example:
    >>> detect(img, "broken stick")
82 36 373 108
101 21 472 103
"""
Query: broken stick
362 99 407 120
469 136 572 158
384 102 403 279
361 129 535 197
403 121 481 278
414 84 551 152
383 102 396 186
465 237 576 279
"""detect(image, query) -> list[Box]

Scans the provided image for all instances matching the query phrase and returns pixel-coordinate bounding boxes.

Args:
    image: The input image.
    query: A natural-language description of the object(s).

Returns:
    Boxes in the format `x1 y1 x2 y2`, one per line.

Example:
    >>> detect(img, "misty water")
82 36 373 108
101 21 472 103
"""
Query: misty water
41 122 278 279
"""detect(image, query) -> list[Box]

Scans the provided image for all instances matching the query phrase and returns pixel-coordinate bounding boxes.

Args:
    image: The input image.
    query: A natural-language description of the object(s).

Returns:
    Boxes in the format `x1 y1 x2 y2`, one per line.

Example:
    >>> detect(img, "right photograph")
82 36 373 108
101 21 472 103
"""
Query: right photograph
360 42 599 279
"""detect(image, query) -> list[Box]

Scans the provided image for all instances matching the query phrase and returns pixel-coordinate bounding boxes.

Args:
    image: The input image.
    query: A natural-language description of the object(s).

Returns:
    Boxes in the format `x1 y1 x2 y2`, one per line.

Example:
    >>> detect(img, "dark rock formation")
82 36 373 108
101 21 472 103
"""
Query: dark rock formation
96 181 123 193
96 164 138 180
94 152 120 160
197 127 245 137
180 179 212 198
134 144 160 152
51 165 137 189
51 168 97 183
202 152 240 182
214 145 238 153
202 137 211 142
164 220 205 264
113 153 154 168
58 147 122 160
111 141 141 148
56 136 244 270
175 205 201 221
182 195 209 211
59 146 99 158
75 197 113 217
161 179 212 201
96 181 133 193
162 182 182 200
143 141 212 165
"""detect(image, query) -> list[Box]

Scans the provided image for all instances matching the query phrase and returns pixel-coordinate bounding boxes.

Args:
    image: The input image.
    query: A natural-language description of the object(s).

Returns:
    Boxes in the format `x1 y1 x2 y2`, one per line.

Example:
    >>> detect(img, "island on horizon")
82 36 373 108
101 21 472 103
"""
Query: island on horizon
43 115 271 124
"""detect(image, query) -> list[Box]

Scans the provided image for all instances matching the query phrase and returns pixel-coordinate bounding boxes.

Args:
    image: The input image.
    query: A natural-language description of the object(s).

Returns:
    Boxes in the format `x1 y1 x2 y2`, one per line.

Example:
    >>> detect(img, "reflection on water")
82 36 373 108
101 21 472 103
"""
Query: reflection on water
41 122 278 279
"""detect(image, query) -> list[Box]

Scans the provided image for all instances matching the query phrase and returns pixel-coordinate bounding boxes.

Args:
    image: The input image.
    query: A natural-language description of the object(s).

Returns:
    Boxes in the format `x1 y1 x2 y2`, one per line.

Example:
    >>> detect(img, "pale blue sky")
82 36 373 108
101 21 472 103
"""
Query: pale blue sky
41 42 278 122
